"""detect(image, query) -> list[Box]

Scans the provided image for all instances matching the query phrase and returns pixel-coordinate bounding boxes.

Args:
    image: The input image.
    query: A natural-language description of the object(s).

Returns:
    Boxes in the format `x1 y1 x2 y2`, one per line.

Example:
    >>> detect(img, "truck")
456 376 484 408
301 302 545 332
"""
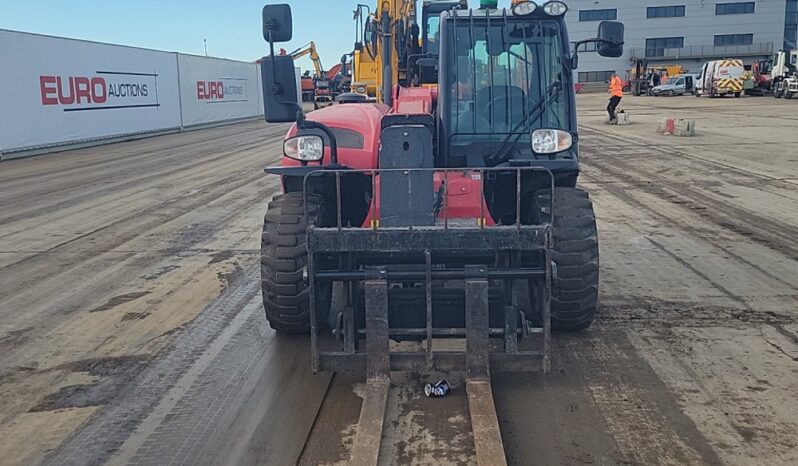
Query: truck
773 50 798 99
694 59 745 98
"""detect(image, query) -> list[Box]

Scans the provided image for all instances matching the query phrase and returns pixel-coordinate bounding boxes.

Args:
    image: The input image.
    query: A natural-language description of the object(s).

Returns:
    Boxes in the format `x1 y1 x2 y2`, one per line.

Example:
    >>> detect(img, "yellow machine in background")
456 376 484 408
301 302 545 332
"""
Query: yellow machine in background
351 4 379 98
350 0 468 103
286 41 325 79
351 0 417 102
285 41 334 109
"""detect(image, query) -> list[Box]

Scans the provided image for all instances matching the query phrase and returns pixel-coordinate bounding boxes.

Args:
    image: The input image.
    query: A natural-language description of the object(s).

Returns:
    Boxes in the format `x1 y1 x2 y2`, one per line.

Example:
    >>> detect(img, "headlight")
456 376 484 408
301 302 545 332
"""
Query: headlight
542 1 567 15
356 85 367 94
512 1 537 15
532 129 572 154
284 135 324 162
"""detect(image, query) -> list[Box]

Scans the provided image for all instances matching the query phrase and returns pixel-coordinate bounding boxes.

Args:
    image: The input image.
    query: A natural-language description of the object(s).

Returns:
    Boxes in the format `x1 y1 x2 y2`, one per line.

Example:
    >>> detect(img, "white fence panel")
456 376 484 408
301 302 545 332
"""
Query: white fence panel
256 63 265 115
0 29 181 153
177 54 261 127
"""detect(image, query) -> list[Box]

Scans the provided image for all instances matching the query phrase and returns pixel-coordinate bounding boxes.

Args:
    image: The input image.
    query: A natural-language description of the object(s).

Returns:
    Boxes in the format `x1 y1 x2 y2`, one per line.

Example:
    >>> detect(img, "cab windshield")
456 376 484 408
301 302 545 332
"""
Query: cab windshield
445 19 568 150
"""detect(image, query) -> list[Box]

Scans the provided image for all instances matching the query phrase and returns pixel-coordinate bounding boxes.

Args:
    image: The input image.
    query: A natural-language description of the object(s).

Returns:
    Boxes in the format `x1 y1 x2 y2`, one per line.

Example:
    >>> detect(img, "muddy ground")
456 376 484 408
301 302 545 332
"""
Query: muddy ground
0 94 796 465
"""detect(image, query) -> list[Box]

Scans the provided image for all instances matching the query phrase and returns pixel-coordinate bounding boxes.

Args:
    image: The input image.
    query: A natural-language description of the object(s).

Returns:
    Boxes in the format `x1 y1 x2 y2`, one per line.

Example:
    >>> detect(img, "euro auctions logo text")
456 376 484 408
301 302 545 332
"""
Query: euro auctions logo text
197 78 247 103
39 71 160 111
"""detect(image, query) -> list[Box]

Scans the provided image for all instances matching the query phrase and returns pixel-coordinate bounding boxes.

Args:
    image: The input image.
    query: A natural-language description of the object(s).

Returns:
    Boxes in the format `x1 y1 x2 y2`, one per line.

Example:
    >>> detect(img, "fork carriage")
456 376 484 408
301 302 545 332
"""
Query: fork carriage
304 166 554 376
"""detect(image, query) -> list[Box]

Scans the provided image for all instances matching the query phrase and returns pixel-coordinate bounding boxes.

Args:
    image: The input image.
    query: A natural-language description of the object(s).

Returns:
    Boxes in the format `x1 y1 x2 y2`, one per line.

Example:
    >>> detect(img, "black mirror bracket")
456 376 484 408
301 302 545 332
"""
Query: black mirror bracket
262 3 339 168
572 38 625 64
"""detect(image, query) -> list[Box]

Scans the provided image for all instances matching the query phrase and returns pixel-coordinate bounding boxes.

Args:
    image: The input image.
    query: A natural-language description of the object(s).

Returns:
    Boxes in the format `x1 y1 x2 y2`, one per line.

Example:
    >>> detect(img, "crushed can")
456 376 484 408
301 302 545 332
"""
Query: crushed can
424 379 450 398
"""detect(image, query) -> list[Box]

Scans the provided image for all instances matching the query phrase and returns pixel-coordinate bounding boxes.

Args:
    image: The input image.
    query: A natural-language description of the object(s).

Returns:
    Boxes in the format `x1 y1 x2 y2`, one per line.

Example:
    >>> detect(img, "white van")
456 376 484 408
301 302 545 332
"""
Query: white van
651 73 699 96
695 59 745 97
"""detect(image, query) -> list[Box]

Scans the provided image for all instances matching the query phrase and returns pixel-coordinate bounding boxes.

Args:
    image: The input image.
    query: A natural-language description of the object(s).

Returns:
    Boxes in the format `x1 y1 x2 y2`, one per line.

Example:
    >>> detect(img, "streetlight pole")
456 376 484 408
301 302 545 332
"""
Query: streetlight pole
204 39 208 57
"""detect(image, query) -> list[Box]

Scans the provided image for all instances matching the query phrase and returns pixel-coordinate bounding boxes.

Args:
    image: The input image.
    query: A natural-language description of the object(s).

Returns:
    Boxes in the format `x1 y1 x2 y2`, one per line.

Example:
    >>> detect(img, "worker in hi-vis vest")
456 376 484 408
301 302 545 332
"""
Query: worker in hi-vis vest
607 73 623 124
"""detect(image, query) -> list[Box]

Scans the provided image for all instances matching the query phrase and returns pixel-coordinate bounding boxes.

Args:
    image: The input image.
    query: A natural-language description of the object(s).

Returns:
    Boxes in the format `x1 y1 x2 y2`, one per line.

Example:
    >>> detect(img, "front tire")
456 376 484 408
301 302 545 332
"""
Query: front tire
550 187 599 331
261 193 332 333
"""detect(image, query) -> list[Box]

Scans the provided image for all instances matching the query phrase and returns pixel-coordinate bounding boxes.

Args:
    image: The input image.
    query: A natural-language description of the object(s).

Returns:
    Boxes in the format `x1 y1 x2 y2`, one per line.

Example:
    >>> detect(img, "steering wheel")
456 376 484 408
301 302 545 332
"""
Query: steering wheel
483 95 527 130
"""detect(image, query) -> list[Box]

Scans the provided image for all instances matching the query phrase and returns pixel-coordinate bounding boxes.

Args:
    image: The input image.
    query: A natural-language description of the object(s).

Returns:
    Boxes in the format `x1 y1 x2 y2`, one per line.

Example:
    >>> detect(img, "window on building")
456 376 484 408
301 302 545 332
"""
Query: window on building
572 41 597 52
714 34 754 46
715 2 755 15
645 37 684 57
578 71 615 83
786 0 798 50
647 6 686 18
579 9 617 21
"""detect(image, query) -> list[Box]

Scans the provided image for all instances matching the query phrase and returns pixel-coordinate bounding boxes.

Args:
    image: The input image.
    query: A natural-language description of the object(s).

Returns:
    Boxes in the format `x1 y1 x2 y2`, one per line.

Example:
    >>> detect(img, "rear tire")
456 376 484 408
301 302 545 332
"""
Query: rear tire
261 193 332 333
734 92 741 98
550 187 599 331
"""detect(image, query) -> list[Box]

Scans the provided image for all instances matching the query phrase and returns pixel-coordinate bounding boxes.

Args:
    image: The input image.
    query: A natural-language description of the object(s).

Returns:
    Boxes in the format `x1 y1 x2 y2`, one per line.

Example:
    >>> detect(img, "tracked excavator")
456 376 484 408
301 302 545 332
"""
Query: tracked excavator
260 1 624 462
284 41 333 109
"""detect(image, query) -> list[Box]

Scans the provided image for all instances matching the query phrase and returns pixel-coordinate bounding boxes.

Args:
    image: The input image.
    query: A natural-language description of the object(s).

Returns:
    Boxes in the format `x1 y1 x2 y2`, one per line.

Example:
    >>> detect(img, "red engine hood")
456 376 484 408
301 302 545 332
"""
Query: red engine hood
283 103 390 170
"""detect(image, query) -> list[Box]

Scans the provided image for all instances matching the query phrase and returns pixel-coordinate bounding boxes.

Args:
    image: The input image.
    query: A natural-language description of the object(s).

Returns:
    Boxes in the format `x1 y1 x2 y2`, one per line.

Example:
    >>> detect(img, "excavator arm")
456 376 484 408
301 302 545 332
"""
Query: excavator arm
287 41 325 79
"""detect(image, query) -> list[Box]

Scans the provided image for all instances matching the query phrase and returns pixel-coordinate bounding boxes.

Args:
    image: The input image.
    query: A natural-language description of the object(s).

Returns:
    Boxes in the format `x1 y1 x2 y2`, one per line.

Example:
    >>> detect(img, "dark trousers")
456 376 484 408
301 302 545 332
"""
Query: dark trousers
607 96 622 120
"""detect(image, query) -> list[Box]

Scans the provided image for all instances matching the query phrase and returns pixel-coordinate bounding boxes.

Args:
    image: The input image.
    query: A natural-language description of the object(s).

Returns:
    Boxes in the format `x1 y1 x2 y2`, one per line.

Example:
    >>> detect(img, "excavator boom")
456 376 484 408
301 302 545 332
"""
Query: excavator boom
287 41 325 79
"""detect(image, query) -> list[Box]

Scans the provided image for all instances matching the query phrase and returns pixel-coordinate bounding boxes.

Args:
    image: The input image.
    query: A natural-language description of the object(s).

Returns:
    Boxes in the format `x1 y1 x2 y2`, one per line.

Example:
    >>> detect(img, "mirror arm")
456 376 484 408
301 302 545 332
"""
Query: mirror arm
573 38 625 50
265 29 340 166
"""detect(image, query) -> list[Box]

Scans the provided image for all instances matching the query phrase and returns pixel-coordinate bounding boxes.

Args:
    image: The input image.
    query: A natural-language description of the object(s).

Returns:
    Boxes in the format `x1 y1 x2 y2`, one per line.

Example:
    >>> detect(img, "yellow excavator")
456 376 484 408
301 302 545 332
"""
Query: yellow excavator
286 41 325 78
350 0 468 103
285 41 333 109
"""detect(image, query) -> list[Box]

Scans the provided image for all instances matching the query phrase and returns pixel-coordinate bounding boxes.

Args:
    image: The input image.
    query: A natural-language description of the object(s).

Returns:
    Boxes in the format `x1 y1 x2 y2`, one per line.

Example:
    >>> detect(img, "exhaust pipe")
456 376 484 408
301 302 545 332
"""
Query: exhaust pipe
381 10 393 106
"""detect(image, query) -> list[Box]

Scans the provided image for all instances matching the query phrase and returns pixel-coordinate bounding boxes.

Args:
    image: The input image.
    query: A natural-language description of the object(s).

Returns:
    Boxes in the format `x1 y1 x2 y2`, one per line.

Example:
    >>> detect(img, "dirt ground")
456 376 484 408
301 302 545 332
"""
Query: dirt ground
0 93 797 465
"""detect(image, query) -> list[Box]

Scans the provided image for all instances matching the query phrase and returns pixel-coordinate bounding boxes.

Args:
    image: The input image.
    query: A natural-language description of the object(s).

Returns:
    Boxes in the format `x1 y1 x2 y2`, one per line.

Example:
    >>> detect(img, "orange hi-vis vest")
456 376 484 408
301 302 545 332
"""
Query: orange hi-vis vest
609 76 623 97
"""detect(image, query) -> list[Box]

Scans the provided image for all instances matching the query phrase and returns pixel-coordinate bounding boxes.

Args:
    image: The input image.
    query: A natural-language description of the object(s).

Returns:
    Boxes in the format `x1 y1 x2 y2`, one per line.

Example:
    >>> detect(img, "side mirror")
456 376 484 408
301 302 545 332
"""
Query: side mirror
597 21 624 58
261 55 300 123
262 4 293 43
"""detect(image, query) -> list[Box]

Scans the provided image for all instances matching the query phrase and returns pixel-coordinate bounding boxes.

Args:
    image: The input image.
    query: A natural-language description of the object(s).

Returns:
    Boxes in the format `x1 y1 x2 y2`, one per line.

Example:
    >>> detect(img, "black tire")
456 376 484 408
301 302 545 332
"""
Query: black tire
786 92 794 100
734 92 741 98
261 193 332 333
550 187 599 331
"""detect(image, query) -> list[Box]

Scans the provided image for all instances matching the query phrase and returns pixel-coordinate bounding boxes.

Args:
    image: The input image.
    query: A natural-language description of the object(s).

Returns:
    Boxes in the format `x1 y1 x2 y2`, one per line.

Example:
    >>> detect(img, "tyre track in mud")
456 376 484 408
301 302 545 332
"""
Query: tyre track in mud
0 121 293 465
579 126 798 186
582 169 798 297
0 123 280 195
0 125 288 230
579 128 798 269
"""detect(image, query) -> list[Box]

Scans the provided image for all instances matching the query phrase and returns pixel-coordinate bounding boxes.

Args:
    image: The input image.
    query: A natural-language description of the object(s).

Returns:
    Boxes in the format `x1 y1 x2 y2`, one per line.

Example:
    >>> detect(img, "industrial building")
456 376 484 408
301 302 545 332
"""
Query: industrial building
565 0 798 82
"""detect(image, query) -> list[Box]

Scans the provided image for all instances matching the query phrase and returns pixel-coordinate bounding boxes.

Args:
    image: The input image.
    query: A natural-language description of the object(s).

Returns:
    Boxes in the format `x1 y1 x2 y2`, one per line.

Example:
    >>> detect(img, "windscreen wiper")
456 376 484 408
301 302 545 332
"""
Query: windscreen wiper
486 80 562 165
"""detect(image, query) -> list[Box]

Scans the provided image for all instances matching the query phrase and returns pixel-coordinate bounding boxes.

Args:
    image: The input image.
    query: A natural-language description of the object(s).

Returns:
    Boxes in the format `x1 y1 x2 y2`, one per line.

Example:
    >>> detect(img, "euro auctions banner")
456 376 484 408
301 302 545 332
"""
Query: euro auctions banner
177 54 262 127
0 29 181 153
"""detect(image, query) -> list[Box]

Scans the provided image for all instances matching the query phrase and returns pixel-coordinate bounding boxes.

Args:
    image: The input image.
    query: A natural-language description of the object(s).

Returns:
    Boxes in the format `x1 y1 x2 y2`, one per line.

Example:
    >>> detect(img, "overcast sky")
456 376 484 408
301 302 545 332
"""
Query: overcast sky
1 0 498 72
